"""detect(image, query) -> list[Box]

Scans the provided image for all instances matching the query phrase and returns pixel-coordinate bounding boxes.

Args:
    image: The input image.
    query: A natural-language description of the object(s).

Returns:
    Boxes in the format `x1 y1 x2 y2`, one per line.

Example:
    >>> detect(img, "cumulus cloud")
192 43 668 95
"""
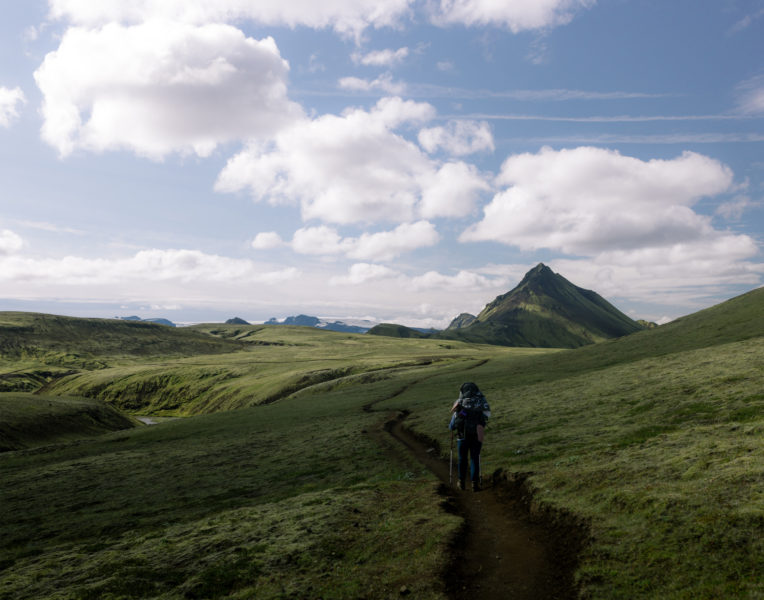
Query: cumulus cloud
47 0 414 40
338 73 406 95
349 221 440 260
216 97 490 224
419 162 491 218
462 147 737 255
290 221 439 261
418 120 494 155
0 230 24 255
430 0 595 31
0 87 26 127
34 21 302 158
352 47 409 67
251 231 285 250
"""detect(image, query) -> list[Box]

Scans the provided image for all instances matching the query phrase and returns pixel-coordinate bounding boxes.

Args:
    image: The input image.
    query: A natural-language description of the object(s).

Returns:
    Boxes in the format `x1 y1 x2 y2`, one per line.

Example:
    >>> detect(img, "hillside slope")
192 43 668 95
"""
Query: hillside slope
442 264 643 348
494 285 764 388
0 312 242 359
0 393 137 451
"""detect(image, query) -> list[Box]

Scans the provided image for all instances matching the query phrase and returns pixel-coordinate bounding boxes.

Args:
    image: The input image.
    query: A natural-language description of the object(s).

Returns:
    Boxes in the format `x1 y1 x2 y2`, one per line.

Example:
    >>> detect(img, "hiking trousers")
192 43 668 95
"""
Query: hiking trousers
457 435 482 483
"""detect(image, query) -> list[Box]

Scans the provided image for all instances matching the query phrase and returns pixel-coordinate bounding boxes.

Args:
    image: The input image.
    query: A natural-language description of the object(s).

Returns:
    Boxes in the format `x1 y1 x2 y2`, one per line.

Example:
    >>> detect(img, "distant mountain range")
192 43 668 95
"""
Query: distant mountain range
264 314 375 334
115 264 646 347
117 316 176 327
371 263 645 348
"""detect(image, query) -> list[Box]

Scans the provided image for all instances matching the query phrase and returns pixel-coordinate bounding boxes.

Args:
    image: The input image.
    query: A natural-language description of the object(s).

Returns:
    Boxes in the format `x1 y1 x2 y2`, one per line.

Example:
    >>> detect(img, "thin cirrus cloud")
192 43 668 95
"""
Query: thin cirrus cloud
0 87 26 127
34 20 303 159
735 74 764 115
216 97 492 225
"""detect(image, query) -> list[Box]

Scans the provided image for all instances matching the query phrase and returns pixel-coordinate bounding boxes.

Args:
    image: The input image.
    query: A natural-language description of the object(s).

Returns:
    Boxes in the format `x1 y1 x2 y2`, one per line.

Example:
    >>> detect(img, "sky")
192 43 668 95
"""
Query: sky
0 0 762 328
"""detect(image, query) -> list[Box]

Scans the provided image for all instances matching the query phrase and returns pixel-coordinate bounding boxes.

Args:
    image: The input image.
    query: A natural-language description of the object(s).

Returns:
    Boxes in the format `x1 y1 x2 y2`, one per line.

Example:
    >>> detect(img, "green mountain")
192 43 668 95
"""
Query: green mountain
442 263 644 348
446 312 477 330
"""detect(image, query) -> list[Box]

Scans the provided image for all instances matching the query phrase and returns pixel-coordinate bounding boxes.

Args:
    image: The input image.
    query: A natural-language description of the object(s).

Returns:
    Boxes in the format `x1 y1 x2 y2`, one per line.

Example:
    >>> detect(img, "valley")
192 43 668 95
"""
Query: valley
0 288 762 598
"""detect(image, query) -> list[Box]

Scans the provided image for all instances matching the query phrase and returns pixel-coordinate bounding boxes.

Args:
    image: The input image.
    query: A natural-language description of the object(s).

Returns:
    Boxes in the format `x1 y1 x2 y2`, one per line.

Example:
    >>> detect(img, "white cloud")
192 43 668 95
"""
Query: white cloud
34 21 302 158
251 231 285 250
418 119 494 155
216 97 489 225
352 47 409 67
430 0 595 31
0 230 24 255
716 195 754 220
290 221 439 261
549 238 763 309
0 248 299 285
410 269 497 291
419 162 491 218
47 0 414 40
0 87 26 127
348 221 440 260
329 263 399 285
462 147 737 255
735 74 764 115
338 73 406 95
292 226 349 255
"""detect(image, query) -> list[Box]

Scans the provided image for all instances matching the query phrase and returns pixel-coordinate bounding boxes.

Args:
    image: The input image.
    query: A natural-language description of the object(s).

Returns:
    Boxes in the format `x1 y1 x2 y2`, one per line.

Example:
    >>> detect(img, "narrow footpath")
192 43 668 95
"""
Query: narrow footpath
381 410 585 600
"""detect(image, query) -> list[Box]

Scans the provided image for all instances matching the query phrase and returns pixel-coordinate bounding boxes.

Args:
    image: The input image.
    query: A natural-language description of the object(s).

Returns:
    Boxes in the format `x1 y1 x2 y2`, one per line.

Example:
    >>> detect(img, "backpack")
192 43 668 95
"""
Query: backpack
452 394 487 439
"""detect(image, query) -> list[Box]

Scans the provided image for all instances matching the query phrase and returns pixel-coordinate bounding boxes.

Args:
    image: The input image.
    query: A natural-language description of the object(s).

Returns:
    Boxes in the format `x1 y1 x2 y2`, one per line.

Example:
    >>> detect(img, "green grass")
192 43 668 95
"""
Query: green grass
0 393 138 451
394 337 764 599
43 325 517 415
0 290 762 599
0 369 464 599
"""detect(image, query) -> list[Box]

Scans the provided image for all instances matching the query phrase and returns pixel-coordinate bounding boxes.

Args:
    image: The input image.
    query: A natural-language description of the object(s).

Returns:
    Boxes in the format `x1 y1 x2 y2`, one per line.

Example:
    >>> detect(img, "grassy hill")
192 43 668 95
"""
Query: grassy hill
0 289 762 598
0 393 138 451
42 324 514 415
0 312 245 393
0 312 242 359
367 323 432 339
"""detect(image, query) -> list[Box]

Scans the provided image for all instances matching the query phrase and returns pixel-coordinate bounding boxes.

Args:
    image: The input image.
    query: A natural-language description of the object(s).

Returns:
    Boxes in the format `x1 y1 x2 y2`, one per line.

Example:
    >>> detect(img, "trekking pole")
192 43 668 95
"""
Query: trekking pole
449 429 454 486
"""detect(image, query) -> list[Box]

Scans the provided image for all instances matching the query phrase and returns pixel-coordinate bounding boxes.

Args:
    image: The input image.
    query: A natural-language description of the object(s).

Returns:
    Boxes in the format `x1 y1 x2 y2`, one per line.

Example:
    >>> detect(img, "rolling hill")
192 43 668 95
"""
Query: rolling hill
0 286 761 598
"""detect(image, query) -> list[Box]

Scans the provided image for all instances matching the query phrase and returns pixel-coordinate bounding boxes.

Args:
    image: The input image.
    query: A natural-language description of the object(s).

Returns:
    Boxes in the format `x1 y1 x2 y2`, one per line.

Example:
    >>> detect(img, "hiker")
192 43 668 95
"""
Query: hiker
449 382 491 491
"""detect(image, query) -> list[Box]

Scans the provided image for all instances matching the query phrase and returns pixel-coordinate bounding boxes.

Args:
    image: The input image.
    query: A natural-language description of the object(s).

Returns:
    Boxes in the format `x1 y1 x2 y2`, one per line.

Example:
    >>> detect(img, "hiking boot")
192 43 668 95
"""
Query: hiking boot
472 482 481 492
458 479 465 491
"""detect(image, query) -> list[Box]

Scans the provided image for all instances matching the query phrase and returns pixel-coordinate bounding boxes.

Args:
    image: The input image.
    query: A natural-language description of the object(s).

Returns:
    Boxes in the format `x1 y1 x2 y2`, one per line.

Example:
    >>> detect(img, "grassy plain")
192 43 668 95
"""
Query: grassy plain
0 290 762 598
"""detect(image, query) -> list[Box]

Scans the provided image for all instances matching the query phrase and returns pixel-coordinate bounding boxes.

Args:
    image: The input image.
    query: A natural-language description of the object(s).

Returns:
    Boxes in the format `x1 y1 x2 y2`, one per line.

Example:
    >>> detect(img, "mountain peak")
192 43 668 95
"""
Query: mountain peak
444 264 643 348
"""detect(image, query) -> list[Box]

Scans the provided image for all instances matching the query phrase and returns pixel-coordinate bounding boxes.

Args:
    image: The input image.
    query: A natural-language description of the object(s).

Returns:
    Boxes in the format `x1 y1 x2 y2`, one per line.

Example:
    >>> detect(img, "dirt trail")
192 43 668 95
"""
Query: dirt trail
382 411 585 600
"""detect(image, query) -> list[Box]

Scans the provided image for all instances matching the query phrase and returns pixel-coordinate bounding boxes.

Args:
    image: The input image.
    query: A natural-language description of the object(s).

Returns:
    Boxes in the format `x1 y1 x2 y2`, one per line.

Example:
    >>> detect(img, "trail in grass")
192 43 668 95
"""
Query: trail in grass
365 376 580 600
385 413 578 600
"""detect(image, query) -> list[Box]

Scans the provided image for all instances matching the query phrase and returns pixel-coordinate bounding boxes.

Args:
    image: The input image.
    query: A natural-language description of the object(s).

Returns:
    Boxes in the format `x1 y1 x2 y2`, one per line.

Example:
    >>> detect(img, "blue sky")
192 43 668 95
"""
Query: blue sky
0 0 762 327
